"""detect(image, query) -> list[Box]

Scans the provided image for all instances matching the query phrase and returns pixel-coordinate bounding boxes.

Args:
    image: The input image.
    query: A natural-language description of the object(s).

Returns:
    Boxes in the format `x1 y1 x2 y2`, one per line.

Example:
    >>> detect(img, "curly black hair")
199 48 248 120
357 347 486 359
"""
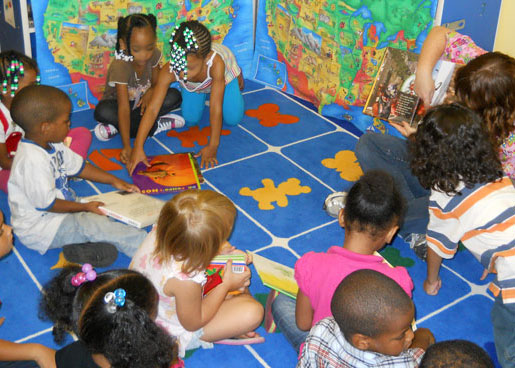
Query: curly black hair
39 267 178 368
409 104 503 195
116 13 157 56
344 170 405 239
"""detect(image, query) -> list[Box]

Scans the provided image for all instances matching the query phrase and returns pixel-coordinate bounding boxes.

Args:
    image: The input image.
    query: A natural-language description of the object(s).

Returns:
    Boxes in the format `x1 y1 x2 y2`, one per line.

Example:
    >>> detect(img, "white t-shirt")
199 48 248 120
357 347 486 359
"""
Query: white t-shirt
8 140 85 253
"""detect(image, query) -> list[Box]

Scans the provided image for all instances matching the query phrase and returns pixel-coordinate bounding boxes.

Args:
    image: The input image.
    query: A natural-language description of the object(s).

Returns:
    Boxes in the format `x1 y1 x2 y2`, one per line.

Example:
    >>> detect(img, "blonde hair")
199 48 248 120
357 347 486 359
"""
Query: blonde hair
154 189 236 274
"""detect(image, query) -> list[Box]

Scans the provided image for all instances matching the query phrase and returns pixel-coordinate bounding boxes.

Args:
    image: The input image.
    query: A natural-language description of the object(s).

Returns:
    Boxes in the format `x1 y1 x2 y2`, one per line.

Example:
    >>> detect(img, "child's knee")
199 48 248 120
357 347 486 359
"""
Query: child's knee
241 297 264 329
182 108 204 127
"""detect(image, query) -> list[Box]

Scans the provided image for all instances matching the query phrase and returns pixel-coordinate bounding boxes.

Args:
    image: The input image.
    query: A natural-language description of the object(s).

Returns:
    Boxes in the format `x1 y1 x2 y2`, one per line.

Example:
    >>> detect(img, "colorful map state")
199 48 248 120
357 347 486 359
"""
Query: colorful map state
34 0 246 106
253 0 436 125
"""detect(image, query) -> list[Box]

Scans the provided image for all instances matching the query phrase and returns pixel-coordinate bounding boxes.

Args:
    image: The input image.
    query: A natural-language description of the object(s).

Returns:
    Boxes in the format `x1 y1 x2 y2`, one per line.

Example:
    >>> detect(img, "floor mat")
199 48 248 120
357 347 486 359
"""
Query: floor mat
0 80 499 367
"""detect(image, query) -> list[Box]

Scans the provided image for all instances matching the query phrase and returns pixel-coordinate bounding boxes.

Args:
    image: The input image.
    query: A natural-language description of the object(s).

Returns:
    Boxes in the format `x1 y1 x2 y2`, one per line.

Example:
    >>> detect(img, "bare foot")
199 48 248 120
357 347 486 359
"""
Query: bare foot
424 278 441 295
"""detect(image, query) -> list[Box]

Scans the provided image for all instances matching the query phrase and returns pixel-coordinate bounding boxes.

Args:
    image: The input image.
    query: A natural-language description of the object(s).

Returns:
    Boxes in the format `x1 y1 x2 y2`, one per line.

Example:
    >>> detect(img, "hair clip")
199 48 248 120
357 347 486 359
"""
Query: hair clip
114 49 133 62
104 288 126 313
71 263 97 287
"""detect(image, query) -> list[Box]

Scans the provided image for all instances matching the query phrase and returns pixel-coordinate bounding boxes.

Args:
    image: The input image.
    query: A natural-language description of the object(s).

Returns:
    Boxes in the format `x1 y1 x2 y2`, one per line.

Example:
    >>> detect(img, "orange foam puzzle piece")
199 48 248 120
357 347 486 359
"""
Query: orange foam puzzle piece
88 150 123 171
167 126 231 148
245 103 299 127
100 148 122 162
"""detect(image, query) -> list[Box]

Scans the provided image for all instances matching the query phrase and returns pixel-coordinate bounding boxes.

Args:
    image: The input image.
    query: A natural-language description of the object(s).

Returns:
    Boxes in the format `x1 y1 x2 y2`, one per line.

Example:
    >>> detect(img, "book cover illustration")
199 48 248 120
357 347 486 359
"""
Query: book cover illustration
363 47 424 127
251 252 298 299
131 153 204 195
203 254 247 296
81 190 165 228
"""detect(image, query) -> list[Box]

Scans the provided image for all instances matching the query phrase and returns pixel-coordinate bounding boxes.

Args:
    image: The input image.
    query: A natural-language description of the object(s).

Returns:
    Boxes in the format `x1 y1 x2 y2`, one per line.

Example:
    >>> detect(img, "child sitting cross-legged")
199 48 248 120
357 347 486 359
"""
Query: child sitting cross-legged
7 85 147 260
269 170 414 353
298 269 435 368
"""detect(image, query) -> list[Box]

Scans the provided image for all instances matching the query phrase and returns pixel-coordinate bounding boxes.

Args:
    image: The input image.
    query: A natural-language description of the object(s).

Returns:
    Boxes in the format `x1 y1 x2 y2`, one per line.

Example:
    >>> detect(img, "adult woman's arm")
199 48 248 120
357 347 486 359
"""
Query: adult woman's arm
414 26 450 106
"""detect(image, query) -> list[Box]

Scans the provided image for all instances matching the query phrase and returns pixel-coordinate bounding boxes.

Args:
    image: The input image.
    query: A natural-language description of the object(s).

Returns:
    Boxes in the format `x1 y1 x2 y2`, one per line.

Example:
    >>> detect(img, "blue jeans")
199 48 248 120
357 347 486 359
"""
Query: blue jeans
0 362 37 367
355 132 430 238
491 296 515 368
49 212 147 257
271 292 309 353
181 78 244 127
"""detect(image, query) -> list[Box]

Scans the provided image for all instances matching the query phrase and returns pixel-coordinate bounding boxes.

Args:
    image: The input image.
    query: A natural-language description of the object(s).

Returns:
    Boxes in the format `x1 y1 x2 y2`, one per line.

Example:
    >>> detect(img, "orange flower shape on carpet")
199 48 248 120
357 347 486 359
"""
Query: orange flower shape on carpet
245 103 299 127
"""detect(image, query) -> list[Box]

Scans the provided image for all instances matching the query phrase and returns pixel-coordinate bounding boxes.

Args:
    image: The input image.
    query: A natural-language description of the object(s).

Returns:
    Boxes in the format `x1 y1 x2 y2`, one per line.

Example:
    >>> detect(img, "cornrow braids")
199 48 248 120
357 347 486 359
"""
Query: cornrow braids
115 13 157 58
169 20 211 81
0 50 39 97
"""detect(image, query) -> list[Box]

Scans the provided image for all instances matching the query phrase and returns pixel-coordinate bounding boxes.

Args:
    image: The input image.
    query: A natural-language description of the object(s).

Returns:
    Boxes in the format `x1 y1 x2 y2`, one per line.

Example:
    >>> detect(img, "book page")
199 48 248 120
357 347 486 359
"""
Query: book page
251 252 298 299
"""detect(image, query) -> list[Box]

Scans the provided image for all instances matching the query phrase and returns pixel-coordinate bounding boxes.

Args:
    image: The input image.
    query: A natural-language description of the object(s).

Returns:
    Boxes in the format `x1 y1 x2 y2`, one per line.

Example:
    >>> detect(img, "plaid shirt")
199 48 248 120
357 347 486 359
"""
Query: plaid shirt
297 318 424 368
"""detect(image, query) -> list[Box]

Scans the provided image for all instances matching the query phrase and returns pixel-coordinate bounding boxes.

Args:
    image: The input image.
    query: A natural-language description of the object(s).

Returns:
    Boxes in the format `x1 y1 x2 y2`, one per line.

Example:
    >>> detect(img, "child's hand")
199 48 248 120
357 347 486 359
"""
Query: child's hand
389 121 417 137
410 328 435 351
219 241 236 254
84 201 106 216
112 178 140 193
127 146 150 175
222 259 251 292
423 277 441 295
120 146 132 164
195 144 218 169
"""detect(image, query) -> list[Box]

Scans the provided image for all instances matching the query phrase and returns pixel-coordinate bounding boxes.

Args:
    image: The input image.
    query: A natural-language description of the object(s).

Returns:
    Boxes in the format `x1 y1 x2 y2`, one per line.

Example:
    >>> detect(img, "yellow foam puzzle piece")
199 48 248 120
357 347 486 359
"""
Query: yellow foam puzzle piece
239 178 311 210
322 150 363 181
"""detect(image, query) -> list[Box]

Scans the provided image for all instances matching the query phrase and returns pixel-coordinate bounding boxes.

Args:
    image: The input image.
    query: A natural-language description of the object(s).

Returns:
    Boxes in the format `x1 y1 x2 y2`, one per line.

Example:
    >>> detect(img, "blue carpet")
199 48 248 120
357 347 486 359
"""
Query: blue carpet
0 80 499 367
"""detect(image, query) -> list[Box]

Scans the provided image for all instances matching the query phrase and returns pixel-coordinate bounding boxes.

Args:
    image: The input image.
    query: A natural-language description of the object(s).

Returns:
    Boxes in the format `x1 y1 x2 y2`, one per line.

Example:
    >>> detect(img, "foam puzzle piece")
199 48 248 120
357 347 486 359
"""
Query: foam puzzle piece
51 252 80 270
88 150 123 171
321 150 363 181
100 148 122 162
239 178 311 210
167 126 231 148
245 103 300 127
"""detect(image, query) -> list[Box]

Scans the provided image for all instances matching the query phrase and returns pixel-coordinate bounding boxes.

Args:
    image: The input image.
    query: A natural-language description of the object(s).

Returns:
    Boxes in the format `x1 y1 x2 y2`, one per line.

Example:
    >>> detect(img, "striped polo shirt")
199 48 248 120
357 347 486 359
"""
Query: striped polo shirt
427 176 515 304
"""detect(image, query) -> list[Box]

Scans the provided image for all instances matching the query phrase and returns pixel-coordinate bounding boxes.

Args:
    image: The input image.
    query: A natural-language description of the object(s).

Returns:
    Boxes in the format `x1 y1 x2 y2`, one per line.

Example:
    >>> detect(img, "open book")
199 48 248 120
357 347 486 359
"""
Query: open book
251 252 299 299
363 47 456 127
131 152 204 195
81 191 164 228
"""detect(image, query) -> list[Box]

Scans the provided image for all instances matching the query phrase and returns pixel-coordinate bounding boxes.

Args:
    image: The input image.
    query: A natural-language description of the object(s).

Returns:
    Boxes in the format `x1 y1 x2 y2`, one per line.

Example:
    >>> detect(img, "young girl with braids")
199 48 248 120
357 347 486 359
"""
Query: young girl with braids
0 50 92 193
127 20 245 173
130 189 264 358
39 265 183 368
94 13 183 164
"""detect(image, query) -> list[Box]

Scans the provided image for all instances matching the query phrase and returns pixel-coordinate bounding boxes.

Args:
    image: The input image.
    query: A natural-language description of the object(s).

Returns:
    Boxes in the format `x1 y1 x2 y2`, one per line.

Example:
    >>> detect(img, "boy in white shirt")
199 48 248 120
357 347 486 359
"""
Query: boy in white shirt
8 85 146 257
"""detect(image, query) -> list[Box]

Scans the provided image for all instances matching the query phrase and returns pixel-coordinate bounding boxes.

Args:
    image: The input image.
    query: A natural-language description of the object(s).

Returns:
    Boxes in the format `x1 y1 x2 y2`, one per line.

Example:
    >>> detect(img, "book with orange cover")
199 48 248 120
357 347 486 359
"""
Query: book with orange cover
131 152 204 195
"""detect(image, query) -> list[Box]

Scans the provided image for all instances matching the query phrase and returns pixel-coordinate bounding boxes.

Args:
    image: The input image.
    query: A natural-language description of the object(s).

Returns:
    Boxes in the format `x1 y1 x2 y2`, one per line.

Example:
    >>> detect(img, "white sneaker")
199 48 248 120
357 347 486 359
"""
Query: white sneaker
154 113 185 135
323 191 347 218
94 123 118 141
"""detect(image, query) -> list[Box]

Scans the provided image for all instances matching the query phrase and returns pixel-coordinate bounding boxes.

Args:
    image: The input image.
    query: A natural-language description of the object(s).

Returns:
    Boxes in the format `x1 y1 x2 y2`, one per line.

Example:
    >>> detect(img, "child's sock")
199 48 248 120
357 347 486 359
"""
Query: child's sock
154 113 185 135
94 123 119 141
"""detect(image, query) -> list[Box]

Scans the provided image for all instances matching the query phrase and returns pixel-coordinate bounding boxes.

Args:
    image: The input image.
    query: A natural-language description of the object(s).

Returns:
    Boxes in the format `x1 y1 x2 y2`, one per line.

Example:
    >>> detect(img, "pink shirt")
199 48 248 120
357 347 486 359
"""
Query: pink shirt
295 246 413 326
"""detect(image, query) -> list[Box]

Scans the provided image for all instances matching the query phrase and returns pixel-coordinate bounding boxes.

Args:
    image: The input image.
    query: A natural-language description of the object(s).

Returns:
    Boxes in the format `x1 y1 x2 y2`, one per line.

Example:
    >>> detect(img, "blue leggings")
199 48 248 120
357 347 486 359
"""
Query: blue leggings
180 78 244 127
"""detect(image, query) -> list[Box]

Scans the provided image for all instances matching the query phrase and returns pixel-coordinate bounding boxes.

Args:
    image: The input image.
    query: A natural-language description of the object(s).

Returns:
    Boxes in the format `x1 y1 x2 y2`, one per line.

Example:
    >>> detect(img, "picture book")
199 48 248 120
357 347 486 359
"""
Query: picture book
363 47 456 127
203 254 247 296
251 252 298 299
131 152 204 195
81 191 165 228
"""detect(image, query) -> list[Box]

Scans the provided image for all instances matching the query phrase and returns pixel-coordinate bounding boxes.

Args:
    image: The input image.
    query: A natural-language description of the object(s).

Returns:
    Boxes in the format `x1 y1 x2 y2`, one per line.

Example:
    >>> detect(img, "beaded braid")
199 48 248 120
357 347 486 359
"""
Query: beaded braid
115 13 157 62
0 50 40 97
169 20 211 82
